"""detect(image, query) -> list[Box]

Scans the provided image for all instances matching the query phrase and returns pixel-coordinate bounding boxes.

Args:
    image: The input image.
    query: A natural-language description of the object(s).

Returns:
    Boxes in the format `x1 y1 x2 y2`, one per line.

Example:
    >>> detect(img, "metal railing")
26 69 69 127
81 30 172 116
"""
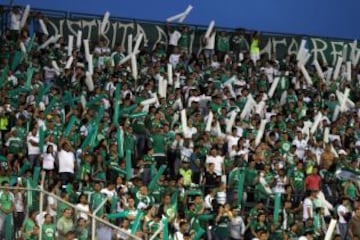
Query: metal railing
0 172 141 240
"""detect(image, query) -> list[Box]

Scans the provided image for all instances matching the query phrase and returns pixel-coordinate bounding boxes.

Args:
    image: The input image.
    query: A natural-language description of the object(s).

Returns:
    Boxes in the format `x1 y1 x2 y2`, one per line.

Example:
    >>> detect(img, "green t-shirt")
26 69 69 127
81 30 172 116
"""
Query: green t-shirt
132 118 147 134
150 134 167 154
291 170 305 190
217 36 230 52
76 227 89 240
42 223 56 240
245 168 258 187
57 217 74 237
6 136 23 153
215 215 231 237
23 218 36 240
91 192 106 217
0 191 14 212
124 133 136 153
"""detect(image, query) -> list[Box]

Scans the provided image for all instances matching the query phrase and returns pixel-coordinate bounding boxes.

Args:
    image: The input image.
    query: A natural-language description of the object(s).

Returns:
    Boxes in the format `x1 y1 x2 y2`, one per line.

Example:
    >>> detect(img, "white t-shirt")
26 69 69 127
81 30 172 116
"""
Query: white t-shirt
183 126 197 139
42 153 55 170
204 194 214 210
204 33 216 50
57 149 75 173
169 30 181 46
303 198 313 221
47 195 57 216
292 138 308 160
101 188 116 199
27 134 40 155
76 203 90 221
10 11 21 31
337 204 349 224
206 155 224 176
14 192 25 212
169 53 180 68
226 135 239 153
174 231 184 240
43 66 57 81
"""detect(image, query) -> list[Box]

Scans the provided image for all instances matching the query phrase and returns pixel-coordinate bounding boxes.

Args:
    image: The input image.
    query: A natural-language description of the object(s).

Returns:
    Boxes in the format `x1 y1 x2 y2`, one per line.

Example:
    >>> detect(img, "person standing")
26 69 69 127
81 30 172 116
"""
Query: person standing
42 214 56 240
0 181 15 239
9 6 22 40
348 207 360 240
27 127 40 168
57 208 74 240
337 197 351 240
57 140 76 185
250 31 260 64
228 207 245 240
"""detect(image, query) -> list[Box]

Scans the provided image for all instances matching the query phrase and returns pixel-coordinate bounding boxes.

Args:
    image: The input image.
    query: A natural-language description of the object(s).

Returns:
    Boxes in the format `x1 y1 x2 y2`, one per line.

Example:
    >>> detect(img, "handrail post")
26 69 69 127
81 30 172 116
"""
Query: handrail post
38 171 46 240
91 197 108 240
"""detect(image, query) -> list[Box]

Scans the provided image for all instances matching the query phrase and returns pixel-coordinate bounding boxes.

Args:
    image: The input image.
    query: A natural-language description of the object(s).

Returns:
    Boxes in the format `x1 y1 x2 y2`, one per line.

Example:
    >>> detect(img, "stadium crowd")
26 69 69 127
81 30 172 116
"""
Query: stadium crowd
1 4 360 240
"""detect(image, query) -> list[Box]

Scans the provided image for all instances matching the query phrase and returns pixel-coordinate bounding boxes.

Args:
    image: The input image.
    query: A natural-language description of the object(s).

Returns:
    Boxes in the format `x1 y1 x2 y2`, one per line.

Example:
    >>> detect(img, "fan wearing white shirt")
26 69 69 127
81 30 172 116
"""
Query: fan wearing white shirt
203 30 216 59
173 220 189 240
167 25 182 55
205 147 224 177
292 131 308 160
57 140 76 185
100 183 116 199
9 7 21 32
75 193 90 221
42 145 56 172
226 128 240 153
303 191 316 222
27 127 41 168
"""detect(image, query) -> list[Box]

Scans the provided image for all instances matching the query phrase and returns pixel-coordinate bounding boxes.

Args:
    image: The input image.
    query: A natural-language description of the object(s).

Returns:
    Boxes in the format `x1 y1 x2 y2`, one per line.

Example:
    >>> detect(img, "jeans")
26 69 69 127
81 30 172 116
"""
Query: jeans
28 154 41 168
0 212 13 240
339 222 348 240
135 134 147 159
142 167 152 185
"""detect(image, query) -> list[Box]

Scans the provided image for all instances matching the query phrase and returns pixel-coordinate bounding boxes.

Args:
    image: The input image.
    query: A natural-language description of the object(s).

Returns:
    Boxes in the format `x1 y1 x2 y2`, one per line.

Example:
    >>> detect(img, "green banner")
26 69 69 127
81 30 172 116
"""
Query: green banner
44 17 360 66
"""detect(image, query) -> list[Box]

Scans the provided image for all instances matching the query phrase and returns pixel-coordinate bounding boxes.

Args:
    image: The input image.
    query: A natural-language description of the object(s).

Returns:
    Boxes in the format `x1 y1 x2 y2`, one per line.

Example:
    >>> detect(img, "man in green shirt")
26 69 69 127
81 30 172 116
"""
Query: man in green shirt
42 213 56 240
22 210 39 240
91 183 106 217
0 181 15 239
290 161 305 204
149 128 167 168
56 208 74 240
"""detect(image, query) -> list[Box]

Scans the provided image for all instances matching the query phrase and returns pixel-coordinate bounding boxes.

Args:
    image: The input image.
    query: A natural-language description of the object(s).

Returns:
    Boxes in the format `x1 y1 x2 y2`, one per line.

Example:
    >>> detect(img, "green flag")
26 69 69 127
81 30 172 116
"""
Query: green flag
113 83 120 126
25 67 34 89
39 126 45 153
0 65 9 89
36 84 51 106
125 150 132 180
237 168 245 209
130 211 144 234
273 193 281 223
32 167 41 188
107 210 129 220
128 111 148 119
148 165 166 191
11 51 23 71
64 116 79 137
162 217 169 240
44 97 57 115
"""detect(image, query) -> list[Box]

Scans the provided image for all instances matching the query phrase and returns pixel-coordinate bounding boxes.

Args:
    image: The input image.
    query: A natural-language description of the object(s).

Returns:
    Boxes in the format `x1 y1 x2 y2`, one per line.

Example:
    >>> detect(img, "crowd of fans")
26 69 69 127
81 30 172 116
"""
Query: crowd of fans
1 4 360 240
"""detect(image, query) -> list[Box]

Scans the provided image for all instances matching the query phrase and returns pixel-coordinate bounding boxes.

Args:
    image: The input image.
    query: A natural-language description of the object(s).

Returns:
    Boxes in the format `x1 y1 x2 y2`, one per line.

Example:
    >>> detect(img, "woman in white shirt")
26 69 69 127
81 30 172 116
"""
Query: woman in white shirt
75 193 90 222
42 145 55 172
